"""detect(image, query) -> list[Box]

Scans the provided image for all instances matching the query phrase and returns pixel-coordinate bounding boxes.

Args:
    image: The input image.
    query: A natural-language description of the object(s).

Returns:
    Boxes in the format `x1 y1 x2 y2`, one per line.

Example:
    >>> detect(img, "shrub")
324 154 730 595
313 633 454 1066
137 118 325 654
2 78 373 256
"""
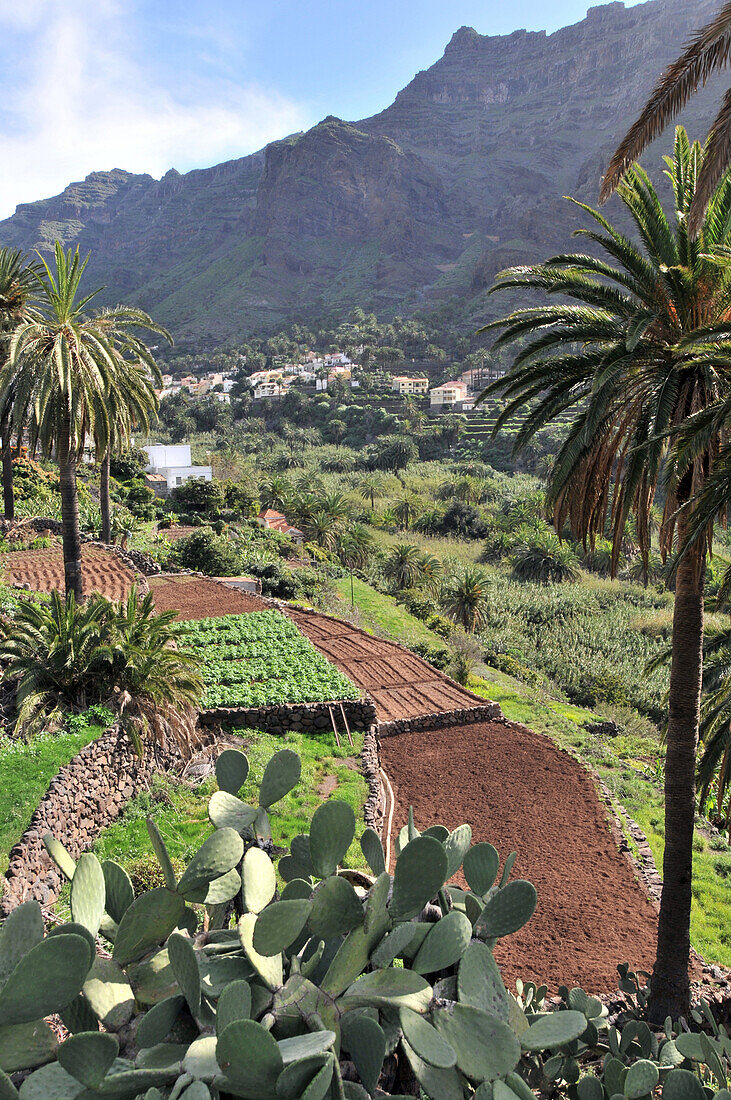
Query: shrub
170 476 225 516
110 447 148 481
172 528 242 576
126 851 186 892
409 640 452 670
511 531 580 584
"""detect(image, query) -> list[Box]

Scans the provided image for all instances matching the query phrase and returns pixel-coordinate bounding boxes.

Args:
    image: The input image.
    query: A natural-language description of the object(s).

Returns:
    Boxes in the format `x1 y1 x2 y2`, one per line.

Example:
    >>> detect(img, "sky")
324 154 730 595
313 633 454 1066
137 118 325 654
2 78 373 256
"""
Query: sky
0 0 645 220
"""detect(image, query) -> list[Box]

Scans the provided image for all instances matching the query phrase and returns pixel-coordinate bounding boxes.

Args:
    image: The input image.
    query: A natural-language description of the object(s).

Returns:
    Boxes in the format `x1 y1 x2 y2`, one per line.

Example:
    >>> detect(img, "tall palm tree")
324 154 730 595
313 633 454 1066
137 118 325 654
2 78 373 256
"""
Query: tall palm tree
600 4 731 235
94 315 167 544
480 129 731 1022
2 244 167 598
383 543 423 590
356 472 384 511
441 566 490 633
0 249 40 521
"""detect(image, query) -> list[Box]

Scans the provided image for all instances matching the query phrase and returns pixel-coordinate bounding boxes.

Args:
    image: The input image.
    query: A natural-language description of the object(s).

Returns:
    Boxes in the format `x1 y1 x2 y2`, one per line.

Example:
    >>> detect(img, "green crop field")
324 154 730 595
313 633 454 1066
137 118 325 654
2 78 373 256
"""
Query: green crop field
179 610 360 708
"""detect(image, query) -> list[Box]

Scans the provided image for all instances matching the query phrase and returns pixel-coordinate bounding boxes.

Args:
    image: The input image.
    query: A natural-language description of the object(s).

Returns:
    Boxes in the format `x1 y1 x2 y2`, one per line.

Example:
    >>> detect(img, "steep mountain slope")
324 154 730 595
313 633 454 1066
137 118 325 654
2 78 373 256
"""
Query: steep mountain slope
0 0 726 344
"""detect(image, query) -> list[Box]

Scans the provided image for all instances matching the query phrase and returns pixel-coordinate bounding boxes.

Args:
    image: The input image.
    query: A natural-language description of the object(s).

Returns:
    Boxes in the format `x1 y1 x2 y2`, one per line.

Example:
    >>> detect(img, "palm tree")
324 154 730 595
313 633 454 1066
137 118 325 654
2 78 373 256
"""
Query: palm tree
600 4 731 236
303 509 339 551
480 129 731 1021
511 531 580 584
392 493 420 530
0 587 203 754
106 588 203 756
0 249 40 521
0 589 113 735
96 316 167 543
356 472 383 511
416 550 444 595
441 566 490 633
383 543 423 590
3 244 167 598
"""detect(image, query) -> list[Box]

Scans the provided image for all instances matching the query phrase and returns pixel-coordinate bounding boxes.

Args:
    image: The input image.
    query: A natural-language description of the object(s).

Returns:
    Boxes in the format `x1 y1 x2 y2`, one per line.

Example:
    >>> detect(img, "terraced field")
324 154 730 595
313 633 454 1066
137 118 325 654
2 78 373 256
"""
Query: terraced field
1 546 136 600
149 575 485 721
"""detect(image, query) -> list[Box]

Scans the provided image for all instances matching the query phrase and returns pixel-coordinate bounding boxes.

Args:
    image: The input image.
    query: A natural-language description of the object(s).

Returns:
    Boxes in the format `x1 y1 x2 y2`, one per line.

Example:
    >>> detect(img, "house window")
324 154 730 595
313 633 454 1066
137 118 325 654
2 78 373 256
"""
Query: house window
176 476 183 486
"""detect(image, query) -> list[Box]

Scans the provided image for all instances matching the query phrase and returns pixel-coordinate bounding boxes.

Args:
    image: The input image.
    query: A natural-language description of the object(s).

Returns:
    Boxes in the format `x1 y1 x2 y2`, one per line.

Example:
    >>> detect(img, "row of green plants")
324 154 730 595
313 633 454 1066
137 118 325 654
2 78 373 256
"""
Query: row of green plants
177 612 360 710
3 745 729 1098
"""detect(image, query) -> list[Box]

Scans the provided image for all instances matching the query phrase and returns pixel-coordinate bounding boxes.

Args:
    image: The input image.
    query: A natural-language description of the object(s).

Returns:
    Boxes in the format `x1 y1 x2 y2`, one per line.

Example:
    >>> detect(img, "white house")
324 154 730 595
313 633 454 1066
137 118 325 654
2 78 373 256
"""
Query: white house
143 444 213 495
430 381 469 408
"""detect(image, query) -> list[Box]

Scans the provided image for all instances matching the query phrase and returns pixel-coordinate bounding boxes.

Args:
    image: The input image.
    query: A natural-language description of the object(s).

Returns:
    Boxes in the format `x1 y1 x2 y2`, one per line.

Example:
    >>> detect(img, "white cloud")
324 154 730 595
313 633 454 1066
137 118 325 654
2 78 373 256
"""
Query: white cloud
0 0 308 218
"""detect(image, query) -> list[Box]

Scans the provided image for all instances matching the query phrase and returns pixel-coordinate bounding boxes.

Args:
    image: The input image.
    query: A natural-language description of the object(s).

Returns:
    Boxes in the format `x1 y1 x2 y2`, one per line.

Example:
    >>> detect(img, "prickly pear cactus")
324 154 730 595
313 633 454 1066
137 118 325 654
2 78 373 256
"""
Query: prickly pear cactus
6 746 730 1100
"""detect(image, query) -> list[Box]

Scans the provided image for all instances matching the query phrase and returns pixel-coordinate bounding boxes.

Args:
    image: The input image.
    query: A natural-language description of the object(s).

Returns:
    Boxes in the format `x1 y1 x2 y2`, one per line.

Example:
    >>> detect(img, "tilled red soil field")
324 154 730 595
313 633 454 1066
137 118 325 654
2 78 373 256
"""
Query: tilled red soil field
380 720 661 993
286 606 486 721
2 546 136 601
148 577 484 721
156 526 199 542
147 575 268 619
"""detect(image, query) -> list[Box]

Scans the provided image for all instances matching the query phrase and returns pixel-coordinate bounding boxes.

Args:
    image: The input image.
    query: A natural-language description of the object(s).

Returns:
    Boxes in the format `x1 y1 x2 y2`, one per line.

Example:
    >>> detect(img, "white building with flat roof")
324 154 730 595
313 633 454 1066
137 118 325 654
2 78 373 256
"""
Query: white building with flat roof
143 444 212 495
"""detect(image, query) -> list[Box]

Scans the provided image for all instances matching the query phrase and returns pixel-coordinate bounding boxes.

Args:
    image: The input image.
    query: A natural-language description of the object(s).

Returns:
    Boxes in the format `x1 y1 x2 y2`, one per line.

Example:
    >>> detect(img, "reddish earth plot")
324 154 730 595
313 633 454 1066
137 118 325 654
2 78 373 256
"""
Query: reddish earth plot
2 546 136 601
149 577 484 721
147 575 268 619
380 720 660 993
285 606 486 721
155 526 200 542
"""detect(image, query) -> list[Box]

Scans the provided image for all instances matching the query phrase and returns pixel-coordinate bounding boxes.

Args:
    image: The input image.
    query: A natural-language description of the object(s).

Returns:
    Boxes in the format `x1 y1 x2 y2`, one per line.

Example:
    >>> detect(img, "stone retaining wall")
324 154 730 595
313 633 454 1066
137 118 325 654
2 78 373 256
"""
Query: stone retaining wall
378 702 501 739
198 699 377 733
1 727 195 915
362 724 384 834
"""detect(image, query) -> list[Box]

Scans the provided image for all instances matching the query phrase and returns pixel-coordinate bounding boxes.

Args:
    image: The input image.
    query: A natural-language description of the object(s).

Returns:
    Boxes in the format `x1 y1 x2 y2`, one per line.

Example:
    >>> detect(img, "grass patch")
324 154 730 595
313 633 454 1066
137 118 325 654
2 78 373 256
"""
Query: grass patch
0 724 105 873
91 728 369 876
333 577 444 647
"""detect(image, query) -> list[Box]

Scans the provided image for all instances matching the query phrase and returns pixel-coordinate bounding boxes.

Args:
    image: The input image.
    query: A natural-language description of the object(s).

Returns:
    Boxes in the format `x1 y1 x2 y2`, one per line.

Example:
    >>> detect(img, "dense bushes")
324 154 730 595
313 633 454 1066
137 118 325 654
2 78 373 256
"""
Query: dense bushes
172 528 243 576
477 577 670 720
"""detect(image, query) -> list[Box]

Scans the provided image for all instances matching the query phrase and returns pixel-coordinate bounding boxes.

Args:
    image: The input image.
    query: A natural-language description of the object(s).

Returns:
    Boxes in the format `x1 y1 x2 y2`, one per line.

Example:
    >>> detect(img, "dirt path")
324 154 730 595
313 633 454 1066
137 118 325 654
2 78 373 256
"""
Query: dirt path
380 719 660 993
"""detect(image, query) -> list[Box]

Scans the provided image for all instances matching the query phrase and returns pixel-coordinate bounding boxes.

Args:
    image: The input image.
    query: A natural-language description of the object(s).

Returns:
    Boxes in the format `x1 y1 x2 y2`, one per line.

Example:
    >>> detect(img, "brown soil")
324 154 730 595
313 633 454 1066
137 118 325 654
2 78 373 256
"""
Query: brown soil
156 526 199 542
2 546 136 601
147 575 268 619
380 720 661 993
147 581 482 722
285 606 485 721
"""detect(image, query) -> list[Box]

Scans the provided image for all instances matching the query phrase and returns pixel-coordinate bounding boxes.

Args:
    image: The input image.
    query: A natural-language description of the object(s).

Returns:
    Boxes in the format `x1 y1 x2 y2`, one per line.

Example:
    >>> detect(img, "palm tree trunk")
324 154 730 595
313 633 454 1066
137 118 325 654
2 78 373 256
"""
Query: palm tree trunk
1 415 14 521
647 524 705 1024
58 437 83 601
100 450 112 544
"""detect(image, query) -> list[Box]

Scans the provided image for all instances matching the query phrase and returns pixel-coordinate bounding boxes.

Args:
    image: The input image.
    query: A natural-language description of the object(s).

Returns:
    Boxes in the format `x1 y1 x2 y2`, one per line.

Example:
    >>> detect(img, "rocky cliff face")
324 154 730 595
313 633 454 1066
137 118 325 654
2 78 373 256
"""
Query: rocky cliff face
0 0 726 342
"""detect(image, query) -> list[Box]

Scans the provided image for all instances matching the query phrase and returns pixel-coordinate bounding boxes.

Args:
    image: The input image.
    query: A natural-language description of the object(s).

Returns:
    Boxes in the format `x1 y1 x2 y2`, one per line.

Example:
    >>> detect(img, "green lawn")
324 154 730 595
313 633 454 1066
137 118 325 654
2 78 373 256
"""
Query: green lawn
91 728 369 880
0 724 106 873
333 576 445 647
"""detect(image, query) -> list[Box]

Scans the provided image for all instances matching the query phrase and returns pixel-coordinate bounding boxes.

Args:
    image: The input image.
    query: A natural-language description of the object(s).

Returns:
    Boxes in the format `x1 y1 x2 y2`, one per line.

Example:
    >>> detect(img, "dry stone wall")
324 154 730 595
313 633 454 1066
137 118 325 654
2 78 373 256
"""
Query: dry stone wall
1 726 187 915
199 699 377 733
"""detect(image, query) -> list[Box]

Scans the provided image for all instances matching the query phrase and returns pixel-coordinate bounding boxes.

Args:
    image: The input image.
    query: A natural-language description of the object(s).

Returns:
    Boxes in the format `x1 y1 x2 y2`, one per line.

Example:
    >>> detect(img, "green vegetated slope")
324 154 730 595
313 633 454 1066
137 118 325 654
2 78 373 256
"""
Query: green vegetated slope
333 576 445 647
0 723 105 873
88 728 368 889
179 610 360 708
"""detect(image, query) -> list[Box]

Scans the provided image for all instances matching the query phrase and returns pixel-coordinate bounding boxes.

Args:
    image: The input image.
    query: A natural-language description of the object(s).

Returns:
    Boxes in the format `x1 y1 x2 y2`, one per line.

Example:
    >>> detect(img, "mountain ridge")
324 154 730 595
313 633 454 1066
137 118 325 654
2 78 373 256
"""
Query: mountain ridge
1 0 726 345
